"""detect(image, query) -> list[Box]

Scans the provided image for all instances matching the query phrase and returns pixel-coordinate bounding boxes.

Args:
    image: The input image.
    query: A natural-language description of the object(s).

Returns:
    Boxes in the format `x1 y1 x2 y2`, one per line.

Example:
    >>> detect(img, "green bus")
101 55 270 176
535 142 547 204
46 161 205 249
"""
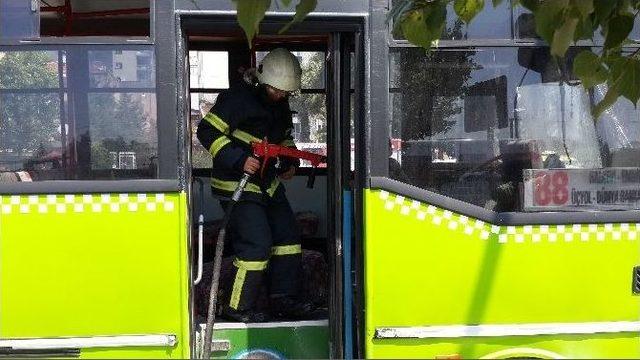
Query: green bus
2 1 640 358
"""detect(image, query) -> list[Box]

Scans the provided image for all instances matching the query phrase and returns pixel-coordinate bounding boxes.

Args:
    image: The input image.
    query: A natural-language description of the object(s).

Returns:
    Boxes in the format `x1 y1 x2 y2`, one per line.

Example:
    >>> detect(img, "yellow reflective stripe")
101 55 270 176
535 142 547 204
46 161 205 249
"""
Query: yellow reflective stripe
271 244 302 256
232 129 261 145
233 258 268 271
211 178 262 194
208 137 231 157
280 139 295 147
211 177 280 197
229 267 246 310
204 113 229 134
246 183 262 193
267 178 280 197
210 178 238 192
204 113 262 146
229 258 268 309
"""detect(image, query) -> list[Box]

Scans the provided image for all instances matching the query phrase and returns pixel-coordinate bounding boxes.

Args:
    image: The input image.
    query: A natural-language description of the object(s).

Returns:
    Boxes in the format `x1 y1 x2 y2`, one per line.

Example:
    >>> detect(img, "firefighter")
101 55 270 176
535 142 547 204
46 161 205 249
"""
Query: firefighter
197 48 316 322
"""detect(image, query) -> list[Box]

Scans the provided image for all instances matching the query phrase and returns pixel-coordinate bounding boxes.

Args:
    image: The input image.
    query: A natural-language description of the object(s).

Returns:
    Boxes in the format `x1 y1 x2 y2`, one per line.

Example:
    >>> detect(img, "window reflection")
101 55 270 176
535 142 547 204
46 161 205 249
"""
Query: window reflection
391 0 512 40
0 51 60 89
88 93 157 172
0 93 62 176
390 47 640 212
0 47 158 181
89 50 155 88
0 0 40 39
514 6 640 41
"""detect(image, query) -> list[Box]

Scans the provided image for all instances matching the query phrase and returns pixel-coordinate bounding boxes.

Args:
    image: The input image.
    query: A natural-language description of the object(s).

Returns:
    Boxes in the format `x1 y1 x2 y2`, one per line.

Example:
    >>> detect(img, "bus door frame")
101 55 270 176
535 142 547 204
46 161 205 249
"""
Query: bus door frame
175 12 367 359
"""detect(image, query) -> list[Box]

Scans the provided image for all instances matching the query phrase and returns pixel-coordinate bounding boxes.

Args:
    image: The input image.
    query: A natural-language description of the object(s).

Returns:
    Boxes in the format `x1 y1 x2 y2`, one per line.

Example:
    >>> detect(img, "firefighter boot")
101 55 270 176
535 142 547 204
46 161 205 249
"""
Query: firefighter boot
220 305 270 323
269 295 327 320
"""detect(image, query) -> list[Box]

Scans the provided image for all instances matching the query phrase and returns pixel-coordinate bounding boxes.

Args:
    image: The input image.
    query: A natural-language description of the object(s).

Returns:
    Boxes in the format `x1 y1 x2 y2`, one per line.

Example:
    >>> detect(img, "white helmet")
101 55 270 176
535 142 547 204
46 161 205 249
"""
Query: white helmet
256 48 302 92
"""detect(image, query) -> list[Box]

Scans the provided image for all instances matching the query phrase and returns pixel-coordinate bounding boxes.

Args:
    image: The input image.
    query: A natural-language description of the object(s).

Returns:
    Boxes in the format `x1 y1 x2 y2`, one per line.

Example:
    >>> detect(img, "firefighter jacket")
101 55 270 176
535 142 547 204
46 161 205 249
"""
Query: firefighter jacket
196 82 299 202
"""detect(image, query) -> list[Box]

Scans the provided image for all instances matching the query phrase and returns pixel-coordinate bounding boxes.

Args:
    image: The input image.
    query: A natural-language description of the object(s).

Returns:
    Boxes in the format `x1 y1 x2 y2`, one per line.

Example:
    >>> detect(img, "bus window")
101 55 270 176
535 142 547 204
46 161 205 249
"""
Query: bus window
0 0 40 40
514 6 640 42
189 51 230 169
389 47 640 212
391 0 512 41
1 0 151 40
0 47 158 181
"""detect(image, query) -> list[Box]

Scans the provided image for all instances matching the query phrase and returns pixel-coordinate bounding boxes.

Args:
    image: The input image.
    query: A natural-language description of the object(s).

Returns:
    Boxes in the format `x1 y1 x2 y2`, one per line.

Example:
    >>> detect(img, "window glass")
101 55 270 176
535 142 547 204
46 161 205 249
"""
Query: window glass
89 50 155 88
390 47 640 212
286 52 327 166
514 7 640 42
1 0 150 39
391 0 513 41
0 46 158 181
289 93 327 166
1 93 62 176
189 51 229 89
189 49 327 169
0 51 60 89
0 0 40 39
190 92 219 168
88 93 157 172
42 0 151 38
189 51 229 169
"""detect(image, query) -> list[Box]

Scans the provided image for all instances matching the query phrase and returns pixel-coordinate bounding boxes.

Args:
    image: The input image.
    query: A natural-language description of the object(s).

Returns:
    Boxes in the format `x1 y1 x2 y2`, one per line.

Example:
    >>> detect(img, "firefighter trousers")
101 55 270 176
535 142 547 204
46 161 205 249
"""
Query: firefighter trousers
221 188 302 311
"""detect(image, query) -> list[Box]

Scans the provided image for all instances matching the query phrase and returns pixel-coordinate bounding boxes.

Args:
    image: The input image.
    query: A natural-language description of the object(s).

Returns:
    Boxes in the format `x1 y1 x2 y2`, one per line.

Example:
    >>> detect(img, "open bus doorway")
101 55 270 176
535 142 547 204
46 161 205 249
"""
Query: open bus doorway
189 36 331 323
182 16 360 359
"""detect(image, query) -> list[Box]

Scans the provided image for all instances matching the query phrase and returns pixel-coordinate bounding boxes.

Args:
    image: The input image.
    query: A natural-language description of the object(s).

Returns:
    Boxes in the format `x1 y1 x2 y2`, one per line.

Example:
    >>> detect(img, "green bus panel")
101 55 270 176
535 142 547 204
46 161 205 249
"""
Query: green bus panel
364 189 640 359
0 192 191 358
205 322 329 359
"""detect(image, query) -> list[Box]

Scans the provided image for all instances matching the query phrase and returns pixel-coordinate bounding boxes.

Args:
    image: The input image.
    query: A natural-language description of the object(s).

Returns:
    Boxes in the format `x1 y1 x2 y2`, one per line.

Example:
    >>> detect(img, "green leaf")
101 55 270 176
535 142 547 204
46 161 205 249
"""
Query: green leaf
492 0 503 7
604 13 634 50
593 56 640 117
570 0 594 18
279 0 317 34
551 16 579 57
518 0 539 12
423 1 448 40
593 85 620 117
573 50 609 88
573 13 597 41
594 0 617 23
616 58 640 105
234 0 271 48
400 2 447 49
534 0 569 44
400 9 433 48
454 0 485 23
